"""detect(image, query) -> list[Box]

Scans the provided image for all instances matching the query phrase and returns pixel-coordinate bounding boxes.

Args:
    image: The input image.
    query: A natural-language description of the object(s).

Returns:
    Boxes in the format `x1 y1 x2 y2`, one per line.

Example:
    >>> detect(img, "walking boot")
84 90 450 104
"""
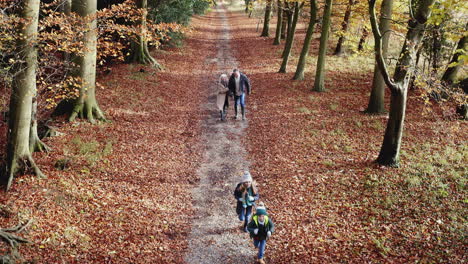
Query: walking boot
219 111 223 121
234 106 238 120
241 106 246 121
258 259 265 264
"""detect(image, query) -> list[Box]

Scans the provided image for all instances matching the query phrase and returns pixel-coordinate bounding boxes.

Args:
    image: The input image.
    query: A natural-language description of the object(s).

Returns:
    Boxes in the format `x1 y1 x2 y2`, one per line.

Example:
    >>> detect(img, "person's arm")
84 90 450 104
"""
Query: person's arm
233 184 244 201
268 219 275 233
247 219 257 234
244 74 251 94
228 76 235 95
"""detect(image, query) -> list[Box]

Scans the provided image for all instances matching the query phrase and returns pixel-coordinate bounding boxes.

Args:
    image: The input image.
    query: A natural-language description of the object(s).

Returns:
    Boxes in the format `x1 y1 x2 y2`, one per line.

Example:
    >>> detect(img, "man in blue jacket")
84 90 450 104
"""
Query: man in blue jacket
228 69 251 120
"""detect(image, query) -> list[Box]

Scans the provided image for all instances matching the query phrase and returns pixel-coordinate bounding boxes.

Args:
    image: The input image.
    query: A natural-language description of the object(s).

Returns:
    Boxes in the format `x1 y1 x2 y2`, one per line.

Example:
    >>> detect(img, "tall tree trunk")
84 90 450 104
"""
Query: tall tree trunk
369 0 436 166
293 0 318 80
3 0 44 191
441 34 467 84
129 0 160 68
312 0 333 92
366 0 393 113
333 0 355 55
261 0 273 37
69 0 105 123
357 26 369 51
273 0 282 45
279 2 301 73
431 25 442 73
280 4 288 39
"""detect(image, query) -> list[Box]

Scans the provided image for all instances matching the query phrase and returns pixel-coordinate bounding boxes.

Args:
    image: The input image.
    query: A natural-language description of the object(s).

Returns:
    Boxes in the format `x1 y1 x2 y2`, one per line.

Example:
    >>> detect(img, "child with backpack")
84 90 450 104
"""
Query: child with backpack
247 203 275 264
234 171 259 232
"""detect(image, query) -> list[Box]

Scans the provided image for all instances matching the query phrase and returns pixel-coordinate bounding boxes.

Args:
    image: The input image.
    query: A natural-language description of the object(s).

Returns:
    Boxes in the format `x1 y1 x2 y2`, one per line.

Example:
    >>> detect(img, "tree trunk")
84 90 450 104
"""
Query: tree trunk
280 4 288 39
293 0 318 80
273 0 282 45
369 0 436 166
129 0 160 68
312 0 333 92
357 27 369 51
3 0 44 191
69 0 105 123
29 93 49 153
279 2 300 73
366 0 393 113
261 0 272 37
333 0 354 56
376 88 407 166
441 34 467 84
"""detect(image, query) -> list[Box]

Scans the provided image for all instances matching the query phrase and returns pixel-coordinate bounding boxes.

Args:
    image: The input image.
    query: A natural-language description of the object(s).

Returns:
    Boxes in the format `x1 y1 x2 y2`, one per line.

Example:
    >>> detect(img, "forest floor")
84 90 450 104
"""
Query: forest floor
0 1 467 263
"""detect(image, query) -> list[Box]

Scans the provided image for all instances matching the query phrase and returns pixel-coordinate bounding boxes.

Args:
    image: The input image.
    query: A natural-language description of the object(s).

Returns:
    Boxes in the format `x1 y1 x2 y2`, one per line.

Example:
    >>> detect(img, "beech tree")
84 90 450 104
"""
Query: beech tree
3 0 44 190
333 0 356 56
129 0 160 68
441 31 467 84
366 0 393 113
312 0 333 92
273 0 283 45
68 0 105 123
369 0 436 166
279 1 302 73
261 0 273 37
293 0 318 80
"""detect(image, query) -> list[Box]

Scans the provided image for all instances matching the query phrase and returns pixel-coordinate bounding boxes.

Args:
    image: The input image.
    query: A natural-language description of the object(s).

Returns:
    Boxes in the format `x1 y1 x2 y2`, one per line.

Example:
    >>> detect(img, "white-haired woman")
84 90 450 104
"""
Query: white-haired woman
217 74 229 121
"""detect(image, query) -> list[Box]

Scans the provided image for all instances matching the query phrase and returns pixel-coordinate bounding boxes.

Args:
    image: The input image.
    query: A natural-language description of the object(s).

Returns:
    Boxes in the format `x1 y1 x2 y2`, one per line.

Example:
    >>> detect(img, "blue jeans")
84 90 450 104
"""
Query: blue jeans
253 239 266 259
238 206 252 228
235 93 246 108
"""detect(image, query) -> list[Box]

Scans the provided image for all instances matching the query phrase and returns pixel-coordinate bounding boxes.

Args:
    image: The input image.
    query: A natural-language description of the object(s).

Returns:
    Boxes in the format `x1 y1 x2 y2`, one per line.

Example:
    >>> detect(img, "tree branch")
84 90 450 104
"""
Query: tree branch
368 0 397 90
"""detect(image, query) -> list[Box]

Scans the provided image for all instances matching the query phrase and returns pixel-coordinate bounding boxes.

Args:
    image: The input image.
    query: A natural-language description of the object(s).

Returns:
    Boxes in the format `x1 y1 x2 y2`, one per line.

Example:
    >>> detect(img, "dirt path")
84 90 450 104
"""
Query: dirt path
185 4 255 264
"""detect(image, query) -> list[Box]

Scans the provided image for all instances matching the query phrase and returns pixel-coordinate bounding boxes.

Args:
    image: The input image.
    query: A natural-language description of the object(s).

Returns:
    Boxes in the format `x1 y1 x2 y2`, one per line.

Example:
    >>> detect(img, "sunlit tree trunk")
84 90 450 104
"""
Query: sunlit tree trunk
261 0 272 37
273 0 282 45
333 0 355 56
68 0 105 123
279 2 301 73
357 26 369 51
293 0 318 80
312 0 333 92
3 0 44 191
129 0 160 68
369 0 436 166
441 33 467 84
366 0 393 113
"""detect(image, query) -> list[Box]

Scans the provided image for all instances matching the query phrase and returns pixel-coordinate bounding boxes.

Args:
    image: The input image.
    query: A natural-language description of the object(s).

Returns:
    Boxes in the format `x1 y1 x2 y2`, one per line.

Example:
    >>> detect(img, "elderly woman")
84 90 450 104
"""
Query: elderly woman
217 74 229 121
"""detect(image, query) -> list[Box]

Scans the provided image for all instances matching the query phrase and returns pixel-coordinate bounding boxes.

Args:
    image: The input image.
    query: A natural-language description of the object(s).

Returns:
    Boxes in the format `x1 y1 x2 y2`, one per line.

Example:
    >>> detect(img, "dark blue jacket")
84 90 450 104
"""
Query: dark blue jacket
234 182 259 215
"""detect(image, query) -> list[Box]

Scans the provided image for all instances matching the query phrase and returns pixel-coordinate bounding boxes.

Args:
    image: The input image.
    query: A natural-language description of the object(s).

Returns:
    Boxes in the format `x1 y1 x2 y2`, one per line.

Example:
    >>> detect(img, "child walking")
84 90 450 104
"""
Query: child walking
247 204 274 264
234 171 259 232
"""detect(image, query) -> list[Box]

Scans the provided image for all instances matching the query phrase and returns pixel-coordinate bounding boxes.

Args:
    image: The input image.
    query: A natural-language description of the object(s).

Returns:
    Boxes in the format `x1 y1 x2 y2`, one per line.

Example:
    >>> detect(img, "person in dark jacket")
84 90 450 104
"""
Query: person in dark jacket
247 204 274 264
228 69 251 120
234 171 259 232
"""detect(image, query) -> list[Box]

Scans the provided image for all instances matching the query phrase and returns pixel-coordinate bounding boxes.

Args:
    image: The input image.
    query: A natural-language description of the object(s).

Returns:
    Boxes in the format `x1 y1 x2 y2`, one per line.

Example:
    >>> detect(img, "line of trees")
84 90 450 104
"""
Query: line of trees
0 0 212 191
251 0 466 166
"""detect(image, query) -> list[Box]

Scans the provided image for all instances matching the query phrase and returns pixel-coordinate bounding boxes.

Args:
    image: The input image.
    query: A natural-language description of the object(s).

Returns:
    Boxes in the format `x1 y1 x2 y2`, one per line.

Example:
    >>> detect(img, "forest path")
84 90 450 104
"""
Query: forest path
185 3 255 264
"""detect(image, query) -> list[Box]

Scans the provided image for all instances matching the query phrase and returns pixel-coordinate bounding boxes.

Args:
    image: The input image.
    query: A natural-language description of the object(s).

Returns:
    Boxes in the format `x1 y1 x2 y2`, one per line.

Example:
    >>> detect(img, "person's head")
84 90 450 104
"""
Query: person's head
232 69 240 78
241 171 252 187
256 206 267 221
219 73 228 83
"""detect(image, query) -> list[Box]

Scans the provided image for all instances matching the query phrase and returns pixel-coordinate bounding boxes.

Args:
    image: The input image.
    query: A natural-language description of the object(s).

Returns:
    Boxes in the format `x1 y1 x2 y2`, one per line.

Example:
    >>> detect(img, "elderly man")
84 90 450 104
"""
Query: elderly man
228 69 251 120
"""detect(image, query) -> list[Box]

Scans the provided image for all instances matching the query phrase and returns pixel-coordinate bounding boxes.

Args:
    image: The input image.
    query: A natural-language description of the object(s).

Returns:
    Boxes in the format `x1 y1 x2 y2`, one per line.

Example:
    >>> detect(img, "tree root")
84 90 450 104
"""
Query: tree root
4 155 45 191
0 220 32 262
69 102 106 124
29 133 50 153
